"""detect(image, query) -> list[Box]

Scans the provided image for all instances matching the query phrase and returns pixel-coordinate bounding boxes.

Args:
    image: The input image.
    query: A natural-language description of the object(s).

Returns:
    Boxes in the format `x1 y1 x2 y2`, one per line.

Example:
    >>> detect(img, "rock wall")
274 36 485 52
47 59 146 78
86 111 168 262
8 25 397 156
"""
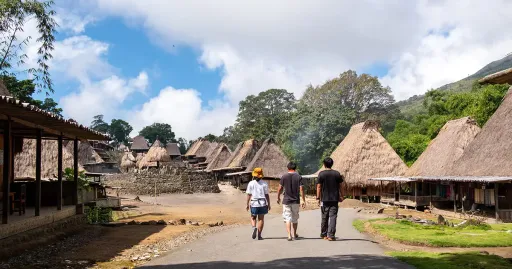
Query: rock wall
104 167 220 195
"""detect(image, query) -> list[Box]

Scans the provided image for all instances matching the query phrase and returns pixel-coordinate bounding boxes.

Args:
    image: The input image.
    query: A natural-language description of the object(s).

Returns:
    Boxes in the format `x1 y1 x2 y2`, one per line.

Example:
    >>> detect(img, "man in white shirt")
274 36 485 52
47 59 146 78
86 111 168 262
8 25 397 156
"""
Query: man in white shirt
246 167 271 240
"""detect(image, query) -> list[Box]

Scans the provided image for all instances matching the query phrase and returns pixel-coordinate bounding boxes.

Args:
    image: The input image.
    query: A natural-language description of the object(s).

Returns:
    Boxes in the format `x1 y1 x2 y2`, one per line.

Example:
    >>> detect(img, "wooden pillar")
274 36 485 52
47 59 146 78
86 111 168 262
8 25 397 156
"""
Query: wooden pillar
452 183 456 213
2 119 11 224
429 182 433 209
35 129 42 216
57 135 63 210
73 138 79 205
495 183 500 221
394 181 396 202
414 182 418 207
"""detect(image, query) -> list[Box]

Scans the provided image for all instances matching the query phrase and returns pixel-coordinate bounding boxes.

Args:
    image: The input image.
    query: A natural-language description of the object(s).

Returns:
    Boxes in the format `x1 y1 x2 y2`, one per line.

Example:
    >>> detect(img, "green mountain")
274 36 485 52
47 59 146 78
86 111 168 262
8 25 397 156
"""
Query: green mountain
396 54 512 118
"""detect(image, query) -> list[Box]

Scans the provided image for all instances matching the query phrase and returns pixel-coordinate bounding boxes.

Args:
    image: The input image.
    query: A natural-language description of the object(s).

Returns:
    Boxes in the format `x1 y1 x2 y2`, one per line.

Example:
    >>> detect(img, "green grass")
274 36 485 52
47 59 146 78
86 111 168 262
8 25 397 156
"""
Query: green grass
389 251 512 269
353 218 512 247
352 219 365 233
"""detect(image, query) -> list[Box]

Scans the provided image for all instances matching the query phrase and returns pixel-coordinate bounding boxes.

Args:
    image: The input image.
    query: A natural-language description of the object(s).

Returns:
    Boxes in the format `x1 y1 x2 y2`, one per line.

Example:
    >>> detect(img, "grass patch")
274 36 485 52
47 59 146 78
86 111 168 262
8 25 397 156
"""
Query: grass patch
354 218 512 247
389 251 512 269
353 219 366 232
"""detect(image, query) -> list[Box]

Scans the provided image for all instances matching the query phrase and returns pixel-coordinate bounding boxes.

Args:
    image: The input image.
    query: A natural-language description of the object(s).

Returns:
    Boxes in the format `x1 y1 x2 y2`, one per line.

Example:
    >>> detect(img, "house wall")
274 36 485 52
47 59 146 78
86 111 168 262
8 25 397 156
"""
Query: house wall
11 181 75 206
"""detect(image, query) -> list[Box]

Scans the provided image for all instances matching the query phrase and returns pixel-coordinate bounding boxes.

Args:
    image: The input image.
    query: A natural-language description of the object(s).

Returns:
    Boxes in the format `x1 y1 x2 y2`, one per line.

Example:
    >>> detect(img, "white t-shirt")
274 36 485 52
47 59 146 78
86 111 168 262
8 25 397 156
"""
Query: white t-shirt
246 179 269 207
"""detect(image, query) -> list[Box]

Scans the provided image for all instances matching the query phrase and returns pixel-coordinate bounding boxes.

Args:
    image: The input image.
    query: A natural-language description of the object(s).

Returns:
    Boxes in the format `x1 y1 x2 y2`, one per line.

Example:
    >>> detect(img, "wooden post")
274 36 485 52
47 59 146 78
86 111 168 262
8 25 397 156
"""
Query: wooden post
414 182 417 209
452 183 456 213
495 183 500 221
57 135 63 210
429 182 433 209
35 129 42 216
2 119 11 224
73 138 79 205
394 181 397 202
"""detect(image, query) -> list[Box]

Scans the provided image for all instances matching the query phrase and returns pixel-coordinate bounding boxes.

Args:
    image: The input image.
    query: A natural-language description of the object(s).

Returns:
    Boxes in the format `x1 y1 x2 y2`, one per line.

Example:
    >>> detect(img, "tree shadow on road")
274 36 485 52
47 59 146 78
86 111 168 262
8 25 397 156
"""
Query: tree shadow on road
139 254 412 269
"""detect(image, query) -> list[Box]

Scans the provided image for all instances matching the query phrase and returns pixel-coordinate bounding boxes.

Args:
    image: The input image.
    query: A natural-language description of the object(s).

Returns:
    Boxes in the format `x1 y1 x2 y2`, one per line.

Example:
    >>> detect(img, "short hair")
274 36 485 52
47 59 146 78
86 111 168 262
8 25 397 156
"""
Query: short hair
323 157 334 169
287 162 297 171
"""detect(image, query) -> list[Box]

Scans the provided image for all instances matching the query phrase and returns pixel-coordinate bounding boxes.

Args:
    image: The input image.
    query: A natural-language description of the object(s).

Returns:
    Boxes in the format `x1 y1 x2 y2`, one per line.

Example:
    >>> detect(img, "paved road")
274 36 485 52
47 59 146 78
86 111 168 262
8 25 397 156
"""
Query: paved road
140 209 413 269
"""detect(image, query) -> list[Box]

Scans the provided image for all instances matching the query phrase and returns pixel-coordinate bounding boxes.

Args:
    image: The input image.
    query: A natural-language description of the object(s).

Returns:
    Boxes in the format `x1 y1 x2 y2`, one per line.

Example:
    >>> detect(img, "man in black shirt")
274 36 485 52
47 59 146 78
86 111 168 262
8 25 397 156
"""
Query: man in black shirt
277 162 305 241
316 157 343 241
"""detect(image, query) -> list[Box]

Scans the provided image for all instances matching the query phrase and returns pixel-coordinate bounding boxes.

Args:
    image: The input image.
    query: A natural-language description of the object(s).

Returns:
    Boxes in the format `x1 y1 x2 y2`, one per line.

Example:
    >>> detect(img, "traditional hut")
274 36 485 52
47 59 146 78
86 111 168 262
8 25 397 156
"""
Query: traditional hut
138 139 170 169
204 142 220 162
222 139 261 168
479 67 512 84
14 139 83 180
131 136 149 153
244 138 290 190
205 143 232 171
377 117 481 207
312 121 408 199
166 142 181 160
120 152 136 171
185 139 211 158
64 140 104 165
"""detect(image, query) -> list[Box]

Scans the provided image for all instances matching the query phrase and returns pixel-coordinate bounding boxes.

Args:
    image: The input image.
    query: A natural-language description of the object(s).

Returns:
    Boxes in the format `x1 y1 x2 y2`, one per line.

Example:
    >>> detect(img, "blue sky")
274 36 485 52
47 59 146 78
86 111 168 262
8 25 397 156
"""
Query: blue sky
27 1 512 139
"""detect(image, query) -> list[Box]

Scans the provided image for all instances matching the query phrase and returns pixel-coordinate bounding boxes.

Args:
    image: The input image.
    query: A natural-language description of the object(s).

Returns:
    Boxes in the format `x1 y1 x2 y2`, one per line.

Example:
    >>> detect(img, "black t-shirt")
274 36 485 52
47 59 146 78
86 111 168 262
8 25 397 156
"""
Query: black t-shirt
280 172 303 205
318 169 343 202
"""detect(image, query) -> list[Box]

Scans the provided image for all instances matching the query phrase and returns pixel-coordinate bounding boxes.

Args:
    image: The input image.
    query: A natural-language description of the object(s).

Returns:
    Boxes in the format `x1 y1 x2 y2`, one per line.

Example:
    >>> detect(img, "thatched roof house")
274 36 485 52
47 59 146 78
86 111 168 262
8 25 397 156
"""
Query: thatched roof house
450 87 512 176
479 68 512 85
406 117 481 177
185 139 211 157
14 139 83 180
222 139 261 168
131 135 149 152
0 80 10 96
245 138 289 179
64 140 104 165
206 144 232 171
138 139 170 168
319 121 407 194
166 142 181 157
120 152 136 169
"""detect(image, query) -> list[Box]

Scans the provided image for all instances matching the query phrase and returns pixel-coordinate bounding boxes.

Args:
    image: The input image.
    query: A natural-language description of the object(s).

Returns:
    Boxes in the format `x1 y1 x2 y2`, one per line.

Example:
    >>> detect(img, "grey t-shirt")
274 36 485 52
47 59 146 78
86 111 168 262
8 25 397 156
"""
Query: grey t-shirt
280 172 303 205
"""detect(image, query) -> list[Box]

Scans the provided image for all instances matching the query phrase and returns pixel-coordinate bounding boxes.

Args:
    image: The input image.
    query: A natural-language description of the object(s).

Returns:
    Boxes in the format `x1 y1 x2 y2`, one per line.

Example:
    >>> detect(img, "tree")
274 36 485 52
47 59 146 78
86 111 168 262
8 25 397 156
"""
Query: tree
139 123 176 144
279 71 398 174
201 134 218 142
1 74 62 115
177 137 188 154
0 0 58 94
90 115 110 134
108 119 132 144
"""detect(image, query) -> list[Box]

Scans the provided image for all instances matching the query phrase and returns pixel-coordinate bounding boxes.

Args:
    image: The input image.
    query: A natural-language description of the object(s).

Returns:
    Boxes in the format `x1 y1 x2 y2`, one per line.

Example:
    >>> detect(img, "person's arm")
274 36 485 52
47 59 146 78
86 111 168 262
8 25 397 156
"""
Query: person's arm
338 174 344 202
317 183 322 205
277 184 283 205
300 185 306 209
246 193 252 211
264 183 271 211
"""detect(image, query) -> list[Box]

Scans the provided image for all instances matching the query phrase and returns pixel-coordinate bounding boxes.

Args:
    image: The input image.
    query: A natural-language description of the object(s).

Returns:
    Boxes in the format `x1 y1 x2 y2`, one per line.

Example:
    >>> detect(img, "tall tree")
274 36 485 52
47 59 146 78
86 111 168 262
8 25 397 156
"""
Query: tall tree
177 137 188 154
90 114 110 134
108 119 132 144
0 0 58 94
201 134 218 142
1 75 62 115
139 123 176 144
280 71 398 174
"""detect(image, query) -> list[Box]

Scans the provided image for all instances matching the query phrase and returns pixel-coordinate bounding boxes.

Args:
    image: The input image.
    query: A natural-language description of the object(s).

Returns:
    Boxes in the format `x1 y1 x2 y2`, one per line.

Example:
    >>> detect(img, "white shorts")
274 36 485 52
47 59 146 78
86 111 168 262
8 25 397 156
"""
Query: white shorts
282 204 300 223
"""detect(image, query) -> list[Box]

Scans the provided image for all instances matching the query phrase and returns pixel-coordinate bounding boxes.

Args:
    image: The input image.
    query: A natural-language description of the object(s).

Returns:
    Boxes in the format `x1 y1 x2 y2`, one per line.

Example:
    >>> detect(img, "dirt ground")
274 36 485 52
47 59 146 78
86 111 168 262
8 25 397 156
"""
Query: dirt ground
1 183 320 269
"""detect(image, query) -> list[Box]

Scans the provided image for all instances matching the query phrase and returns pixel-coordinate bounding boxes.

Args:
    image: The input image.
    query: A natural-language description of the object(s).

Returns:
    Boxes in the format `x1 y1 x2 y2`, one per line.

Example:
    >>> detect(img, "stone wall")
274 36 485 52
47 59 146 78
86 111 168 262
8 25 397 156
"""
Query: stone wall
103 167 220 195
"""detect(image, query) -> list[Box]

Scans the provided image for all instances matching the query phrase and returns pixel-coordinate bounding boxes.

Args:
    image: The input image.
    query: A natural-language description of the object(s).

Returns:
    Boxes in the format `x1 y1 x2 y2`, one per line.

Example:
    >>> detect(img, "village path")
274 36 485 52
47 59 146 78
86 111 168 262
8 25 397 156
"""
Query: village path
139 208 413 269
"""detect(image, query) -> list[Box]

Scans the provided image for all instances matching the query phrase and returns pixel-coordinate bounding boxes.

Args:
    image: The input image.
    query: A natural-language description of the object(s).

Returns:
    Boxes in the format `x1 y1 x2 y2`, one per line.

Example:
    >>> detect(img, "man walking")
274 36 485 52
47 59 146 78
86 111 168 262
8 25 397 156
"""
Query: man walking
317 157 343 241
246 167 270 240
277 162 305 241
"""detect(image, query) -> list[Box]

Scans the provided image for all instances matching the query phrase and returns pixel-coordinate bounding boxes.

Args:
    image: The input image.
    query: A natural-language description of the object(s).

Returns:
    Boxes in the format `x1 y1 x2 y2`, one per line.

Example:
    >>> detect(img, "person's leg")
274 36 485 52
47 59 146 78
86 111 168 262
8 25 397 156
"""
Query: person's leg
257 214 265 239
250 207 257 239
320 205 329 238
292 204 299 238
327 205 339 240
283 205 293 240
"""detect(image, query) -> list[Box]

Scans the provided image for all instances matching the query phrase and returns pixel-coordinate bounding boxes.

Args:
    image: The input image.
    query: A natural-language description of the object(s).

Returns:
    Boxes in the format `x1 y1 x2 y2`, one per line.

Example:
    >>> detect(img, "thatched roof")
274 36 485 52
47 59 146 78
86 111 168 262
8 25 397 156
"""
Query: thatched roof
450 87 512 176
206 143 232 171
166 142 181 156
406 117 480 177
120 152 136 168
14 139 84 180
131 136 149 151
245 138 289 179
185 139 211 157
205 142 220 162
64 140 104 165
138 139 170 168
118 143 129 152
0 80 10 96
222 139 261 168
319 121 407 188
479 68 512 85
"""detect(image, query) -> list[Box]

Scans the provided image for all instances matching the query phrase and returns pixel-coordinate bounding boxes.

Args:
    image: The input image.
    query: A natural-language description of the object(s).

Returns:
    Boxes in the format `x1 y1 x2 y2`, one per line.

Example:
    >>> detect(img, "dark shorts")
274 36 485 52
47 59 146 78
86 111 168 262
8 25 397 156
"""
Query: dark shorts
250 206 268 216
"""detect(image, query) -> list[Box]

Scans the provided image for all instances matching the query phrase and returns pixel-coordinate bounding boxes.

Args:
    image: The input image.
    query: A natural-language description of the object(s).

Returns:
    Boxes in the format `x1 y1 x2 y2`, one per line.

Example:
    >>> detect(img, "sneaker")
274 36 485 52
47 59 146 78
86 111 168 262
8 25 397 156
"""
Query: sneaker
251 227 257 239
287 237 293 241
258 236 264 240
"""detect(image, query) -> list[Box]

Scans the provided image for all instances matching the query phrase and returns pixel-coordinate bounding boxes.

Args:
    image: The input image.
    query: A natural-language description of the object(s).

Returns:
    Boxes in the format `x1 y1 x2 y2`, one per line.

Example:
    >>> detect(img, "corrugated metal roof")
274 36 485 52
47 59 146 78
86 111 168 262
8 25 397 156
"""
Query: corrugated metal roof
0 95 109 140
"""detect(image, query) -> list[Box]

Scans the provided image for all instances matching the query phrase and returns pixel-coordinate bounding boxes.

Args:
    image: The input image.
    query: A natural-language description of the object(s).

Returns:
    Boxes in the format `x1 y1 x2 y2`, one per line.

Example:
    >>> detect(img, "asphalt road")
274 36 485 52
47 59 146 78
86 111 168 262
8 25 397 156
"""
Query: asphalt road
140 208 413 269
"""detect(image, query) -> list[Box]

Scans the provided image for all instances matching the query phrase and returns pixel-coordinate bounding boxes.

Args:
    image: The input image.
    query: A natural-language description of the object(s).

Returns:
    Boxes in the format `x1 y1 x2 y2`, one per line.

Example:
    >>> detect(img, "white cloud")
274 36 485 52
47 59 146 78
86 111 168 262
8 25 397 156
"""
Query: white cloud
129 87 237 138
60 71 148 124
85 0 512 103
